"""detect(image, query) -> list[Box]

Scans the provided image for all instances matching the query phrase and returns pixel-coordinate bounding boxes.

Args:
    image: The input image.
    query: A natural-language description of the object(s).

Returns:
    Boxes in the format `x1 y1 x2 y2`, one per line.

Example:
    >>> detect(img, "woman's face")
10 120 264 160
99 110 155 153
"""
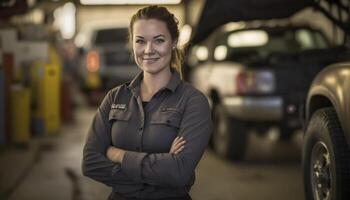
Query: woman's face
132 19 175 75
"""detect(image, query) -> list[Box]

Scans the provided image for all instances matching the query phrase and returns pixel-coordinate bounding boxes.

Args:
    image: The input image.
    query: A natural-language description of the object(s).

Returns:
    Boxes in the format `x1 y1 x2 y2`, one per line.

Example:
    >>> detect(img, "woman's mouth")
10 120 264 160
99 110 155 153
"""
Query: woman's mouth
142 57 159 64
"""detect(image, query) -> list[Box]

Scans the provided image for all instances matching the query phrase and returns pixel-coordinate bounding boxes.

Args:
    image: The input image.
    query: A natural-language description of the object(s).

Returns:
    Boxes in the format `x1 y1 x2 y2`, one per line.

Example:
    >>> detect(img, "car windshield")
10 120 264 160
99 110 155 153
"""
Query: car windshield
214 28 329 62
94 28 128 45
93 28 134 66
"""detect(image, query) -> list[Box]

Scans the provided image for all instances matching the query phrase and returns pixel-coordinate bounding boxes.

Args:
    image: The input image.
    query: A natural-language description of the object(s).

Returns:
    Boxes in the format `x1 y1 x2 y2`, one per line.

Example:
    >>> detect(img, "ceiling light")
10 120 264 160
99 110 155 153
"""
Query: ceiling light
80 0 181 5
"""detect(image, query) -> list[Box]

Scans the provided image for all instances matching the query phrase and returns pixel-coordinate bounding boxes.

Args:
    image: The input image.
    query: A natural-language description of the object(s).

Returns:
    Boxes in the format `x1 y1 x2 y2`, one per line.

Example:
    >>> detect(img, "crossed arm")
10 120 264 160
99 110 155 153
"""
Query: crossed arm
106 136 186 163
82 90 212 188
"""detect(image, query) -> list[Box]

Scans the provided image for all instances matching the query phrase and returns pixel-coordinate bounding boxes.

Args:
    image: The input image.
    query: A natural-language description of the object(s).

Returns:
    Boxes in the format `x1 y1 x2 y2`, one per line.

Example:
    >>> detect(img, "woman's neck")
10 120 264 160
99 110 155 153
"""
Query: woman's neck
141 68 172 101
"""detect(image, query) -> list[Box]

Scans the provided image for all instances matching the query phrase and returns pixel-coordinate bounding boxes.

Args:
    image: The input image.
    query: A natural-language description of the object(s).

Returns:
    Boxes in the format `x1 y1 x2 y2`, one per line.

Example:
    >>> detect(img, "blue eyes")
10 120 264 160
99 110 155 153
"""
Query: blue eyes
155 39 165 44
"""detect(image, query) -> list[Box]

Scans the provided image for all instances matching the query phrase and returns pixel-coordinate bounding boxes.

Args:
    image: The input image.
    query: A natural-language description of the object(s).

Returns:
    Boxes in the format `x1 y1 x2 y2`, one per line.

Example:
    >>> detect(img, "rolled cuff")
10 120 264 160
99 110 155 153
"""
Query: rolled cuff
121 151 147 182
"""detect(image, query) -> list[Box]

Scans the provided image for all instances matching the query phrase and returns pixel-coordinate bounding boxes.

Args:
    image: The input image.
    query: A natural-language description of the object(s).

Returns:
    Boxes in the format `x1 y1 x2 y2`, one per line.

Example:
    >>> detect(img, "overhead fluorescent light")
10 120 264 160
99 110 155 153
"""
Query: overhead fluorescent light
81 0 181 5
178 24 192 47
54 2 76 39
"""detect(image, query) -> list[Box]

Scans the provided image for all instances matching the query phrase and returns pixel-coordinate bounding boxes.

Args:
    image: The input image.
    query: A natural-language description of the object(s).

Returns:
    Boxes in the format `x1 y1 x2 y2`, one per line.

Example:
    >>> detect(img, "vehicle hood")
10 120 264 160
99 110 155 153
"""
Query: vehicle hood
191 0 313 44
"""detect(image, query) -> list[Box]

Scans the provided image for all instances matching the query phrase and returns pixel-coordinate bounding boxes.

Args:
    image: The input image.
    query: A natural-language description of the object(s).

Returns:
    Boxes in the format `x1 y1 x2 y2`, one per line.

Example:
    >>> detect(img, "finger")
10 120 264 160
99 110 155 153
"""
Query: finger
170 138 185 154
172 140 186 150
173 137 184 146
174 146 185 154
172 137 180 145
170 142 180 153
174 143 186 152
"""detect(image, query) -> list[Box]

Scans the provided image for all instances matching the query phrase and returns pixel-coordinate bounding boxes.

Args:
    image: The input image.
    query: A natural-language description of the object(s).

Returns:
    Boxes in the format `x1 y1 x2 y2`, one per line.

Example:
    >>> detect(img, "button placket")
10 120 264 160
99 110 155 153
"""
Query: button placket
139 115 144 134
136 96 145 152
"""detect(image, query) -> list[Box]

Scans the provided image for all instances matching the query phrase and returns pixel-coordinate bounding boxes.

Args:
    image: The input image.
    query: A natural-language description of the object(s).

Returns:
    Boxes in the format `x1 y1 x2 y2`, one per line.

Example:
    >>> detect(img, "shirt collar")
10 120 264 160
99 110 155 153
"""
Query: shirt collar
127 71 143 97
165 70 181 92
127 70 182 97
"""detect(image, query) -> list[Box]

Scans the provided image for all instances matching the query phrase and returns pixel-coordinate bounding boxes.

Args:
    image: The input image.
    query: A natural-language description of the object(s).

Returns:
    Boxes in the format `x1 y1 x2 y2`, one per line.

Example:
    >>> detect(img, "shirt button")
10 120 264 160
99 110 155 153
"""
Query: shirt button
139 127 143 131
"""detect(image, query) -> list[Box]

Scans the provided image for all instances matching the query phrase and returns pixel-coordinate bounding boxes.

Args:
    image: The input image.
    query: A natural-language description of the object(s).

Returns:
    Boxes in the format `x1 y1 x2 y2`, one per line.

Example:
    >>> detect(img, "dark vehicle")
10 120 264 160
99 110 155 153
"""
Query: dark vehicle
189 23 338 160
303 63 350 200
190 0 350 198
76 22 140 92
302 1 350 199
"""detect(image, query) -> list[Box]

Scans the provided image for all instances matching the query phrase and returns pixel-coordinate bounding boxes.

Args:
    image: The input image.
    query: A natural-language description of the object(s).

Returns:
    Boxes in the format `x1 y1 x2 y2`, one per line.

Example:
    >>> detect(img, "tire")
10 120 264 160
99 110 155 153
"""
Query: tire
212 104 248 161
303 107 350 200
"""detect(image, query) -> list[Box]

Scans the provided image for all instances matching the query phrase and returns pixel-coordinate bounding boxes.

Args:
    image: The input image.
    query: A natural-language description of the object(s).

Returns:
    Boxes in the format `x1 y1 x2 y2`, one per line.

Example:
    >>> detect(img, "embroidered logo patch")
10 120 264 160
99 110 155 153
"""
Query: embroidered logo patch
161 107 177 112
111 104 126 110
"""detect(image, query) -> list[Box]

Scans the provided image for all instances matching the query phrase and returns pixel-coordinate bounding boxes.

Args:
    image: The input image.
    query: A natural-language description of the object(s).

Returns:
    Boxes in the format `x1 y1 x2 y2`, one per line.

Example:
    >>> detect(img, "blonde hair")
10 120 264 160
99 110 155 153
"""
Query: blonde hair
128 5 183 79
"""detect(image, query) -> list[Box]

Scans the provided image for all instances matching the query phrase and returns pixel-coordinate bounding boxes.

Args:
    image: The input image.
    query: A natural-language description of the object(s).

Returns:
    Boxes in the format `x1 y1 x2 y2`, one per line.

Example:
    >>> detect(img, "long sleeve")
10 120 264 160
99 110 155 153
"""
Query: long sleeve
82 89 136 186
121 91 213 187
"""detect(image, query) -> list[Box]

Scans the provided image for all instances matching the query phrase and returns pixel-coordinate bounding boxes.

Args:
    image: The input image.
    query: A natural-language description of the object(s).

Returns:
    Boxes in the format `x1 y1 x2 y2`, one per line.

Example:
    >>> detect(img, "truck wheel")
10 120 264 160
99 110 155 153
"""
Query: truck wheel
213 104 248 161
303 107 350 200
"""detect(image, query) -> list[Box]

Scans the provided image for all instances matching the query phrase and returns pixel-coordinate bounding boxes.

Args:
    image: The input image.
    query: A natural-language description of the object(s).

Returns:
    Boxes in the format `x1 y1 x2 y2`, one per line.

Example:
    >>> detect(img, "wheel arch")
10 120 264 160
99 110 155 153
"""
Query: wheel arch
307 94 333 124
307 93 350 148
306 63 350 148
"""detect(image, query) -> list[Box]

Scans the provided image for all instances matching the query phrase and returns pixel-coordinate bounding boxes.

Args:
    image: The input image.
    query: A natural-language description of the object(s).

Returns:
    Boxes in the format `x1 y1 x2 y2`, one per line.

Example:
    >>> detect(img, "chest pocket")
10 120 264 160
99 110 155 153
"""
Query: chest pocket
109 108 132 148
150 108 182 128
109 108 131 122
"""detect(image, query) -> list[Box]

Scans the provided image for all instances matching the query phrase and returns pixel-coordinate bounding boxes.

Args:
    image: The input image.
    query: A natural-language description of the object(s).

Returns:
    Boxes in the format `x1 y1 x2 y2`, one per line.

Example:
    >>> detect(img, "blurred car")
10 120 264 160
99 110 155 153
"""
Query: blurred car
189 22 343 160
301 1 350 199
75 21 140 92
303 63 350 200
190 0 350 198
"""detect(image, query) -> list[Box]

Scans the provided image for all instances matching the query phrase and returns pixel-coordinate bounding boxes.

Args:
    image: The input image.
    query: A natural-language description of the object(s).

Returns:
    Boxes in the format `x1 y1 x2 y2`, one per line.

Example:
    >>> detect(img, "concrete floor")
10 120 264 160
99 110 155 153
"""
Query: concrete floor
2 106 304 200
191 133 304 200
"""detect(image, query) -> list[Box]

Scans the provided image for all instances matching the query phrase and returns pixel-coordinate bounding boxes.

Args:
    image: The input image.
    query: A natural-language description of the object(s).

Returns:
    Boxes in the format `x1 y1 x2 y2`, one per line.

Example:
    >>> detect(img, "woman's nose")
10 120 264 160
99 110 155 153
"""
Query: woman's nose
144 42 154 54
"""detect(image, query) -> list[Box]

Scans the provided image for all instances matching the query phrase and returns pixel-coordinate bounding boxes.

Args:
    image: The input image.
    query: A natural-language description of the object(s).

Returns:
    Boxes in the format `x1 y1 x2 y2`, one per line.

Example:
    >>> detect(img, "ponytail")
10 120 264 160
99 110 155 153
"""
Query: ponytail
171 47 184 79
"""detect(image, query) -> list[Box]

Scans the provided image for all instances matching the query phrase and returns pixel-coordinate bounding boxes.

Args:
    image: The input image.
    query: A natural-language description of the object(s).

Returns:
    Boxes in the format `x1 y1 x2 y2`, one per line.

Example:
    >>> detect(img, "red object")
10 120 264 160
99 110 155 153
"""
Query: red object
86 51 100 73
236 71 256 94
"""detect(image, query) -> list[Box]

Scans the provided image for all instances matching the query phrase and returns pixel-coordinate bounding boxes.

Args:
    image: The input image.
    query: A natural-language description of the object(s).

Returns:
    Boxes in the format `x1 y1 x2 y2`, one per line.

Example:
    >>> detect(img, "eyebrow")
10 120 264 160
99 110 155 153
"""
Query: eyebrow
154 34 165 39
135 34 165 39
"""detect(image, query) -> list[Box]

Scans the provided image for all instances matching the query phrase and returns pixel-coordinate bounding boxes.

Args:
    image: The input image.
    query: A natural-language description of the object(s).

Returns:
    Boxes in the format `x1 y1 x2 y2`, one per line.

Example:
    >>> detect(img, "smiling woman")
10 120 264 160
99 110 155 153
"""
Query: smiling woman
82 5 213 200
132 19 174 79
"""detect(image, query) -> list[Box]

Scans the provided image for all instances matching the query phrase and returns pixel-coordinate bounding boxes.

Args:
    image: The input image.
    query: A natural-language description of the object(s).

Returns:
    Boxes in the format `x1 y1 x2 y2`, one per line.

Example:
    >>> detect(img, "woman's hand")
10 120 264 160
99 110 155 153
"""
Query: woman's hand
169 137 186 155
106 137 185 163
106 146 125 163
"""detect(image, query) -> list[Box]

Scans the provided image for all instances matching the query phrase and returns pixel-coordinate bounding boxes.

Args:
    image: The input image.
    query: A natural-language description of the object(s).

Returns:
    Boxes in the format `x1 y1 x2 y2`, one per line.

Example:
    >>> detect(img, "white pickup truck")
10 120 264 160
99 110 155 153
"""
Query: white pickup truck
189 15 348 161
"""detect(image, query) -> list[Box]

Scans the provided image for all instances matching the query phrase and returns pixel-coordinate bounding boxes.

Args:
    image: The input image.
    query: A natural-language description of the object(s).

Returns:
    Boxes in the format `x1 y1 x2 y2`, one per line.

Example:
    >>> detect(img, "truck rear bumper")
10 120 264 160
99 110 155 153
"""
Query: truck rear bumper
223 96 283 121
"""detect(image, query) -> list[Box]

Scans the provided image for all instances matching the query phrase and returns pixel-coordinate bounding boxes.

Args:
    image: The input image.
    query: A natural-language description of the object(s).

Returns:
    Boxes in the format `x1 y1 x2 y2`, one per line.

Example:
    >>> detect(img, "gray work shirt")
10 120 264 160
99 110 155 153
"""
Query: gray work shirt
82 71 213 199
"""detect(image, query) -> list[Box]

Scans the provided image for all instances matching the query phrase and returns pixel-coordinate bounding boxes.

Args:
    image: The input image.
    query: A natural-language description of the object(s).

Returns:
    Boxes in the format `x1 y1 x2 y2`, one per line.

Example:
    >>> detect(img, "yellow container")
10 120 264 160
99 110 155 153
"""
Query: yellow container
85 71 102 89
30 45 61 135
11 85 31 144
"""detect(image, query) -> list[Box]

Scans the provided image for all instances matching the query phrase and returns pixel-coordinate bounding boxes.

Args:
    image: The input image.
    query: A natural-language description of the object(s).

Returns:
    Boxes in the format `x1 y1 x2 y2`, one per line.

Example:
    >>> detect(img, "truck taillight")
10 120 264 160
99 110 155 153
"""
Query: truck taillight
236 70 275 94
86 50 100 72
